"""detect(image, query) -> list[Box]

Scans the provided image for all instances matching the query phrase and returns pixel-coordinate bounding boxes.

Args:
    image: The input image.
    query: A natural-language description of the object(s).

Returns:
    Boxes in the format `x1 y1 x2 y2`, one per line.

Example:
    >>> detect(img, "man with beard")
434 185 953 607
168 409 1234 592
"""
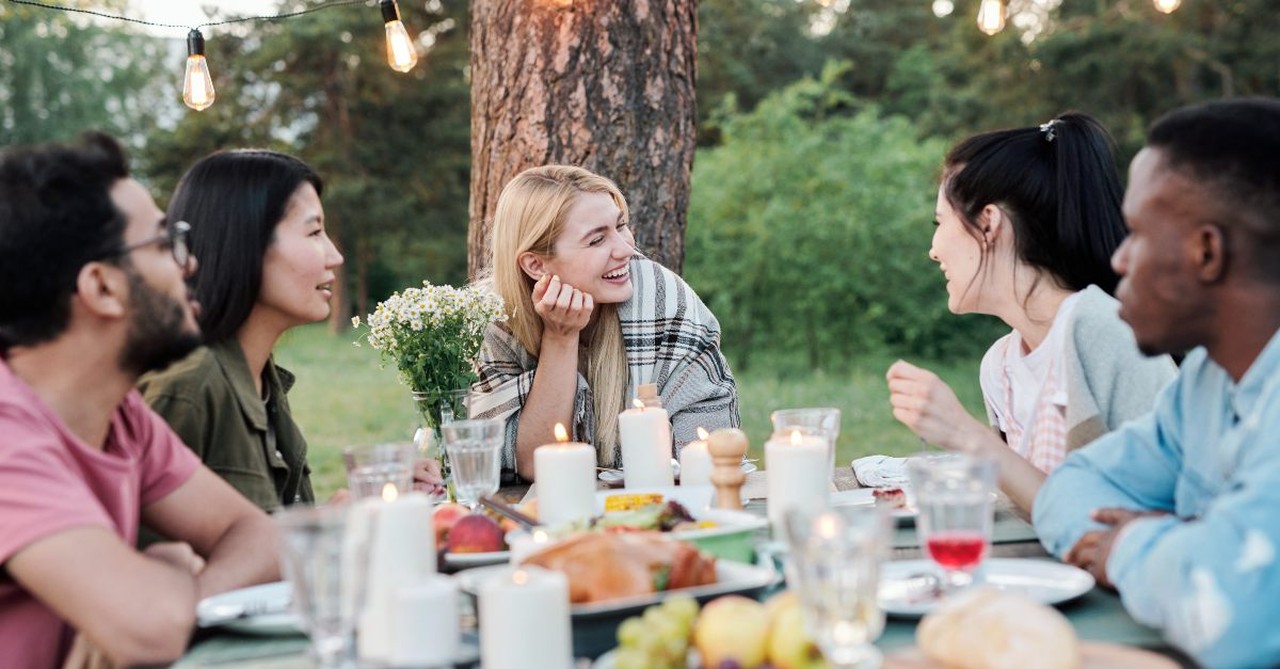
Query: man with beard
1034 98 1280 669
0 132 279 668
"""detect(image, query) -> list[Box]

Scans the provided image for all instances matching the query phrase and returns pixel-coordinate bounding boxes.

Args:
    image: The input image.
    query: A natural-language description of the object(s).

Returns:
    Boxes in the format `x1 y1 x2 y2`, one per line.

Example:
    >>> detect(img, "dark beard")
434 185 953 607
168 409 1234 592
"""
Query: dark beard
119 270 202 376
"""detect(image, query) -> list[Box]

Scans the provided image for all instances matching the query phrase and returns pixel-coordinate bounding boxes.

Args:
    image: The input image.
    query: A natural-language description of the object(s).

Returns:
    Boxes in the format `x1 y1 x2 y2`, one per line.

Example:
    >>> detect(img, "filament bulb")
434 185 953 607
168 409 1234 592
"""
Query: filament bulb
976 0 1006 35
1153 0 1181 13
183 29 215 111
381 0 418 73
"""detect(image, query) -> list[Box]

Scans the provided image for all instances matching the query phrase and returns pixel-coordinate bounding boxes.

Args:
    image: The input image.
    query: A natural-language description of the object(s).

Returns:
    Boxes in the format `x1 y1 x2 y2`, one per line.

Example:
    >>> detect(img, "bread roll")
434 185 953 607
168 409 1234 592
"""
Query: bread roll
916 587 1080 669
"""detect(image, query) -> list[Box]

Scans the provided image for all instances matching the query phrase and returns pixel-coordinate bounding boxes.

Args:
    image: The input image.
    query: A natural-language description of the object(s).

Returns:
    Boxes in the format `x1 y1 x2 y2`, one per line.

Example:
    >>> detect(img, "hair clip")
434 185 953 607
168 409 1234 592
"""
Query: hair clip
1039 120 1059 142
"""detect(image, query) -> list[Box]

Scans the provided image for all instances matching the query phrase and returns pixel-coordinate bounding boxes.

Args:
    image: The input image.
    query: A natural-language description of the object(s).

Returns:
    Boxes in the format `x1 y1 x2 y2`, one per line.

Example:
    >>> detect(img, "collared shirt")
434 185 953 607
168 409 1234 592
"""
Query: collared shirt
139 338 314 513
1033 328 1280 669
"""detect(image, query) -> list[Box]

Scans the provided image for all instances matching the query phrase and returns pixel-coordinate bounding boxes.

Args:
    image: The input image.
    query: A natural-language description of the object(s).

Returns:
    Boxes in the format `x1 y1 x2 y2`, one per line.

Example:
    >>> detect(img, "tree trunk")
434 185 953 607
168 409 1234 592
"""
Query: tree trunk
467 0 698 279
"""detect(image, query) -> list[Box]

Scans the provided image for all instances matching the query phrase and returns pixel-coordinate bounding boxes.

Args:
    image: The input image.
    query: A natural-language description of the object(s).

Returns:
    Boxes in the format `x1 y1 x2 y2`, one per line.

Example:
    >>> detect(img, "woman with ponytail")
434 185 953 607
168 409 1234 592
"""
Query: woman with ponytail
885 113 1176 513
469 165 739 480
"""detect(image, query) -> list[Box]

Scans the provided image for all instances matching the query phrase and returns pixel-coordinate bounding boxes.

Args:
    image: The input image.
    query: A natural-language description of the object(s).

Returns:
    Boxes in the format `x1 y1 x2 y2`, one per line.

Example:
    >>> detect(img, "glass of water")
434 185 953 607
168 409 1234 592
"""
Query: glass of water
342 442 416 500
783 505 889 669
441 418 503 509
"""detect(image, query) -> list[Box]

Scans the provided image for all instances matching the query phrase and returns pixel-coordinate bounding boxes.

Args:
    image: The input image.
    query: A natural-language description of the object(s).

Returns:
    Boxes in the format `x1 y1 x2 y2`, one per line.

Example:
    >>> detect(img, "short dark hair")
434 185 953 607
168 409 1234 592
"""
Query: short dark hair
0 132 132 348
943 112 1128 295
167 150 323 343
1147 97 1280 284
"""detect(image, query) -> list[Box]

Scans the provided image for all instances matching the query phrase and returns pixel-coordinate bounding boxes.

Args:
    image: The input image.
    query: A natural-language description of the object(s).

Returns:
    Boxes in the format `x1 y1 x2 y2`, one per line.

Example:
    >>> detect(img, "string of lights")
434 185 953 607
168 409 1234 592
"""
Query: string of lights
6 0 423 111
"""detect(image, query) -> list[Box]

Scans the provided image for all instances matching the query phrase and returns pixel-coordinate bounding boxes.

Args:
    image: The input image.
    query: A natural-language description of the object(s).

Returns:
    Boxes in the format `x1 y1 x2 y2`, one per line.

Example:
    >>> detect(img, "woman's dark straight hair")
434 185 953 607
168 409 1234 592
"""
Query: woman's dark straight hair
166 150 323 344
942 112 1127 295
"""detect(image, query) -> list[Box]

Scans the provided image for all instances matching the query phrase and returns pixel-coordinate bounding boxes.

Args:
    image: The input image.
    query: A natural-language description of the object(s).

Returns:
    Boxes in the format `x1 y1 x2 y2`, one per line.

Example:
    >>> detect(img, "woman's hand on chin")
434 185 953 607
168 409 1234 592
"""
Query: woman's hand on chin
533 274 593 340
885 359 987 453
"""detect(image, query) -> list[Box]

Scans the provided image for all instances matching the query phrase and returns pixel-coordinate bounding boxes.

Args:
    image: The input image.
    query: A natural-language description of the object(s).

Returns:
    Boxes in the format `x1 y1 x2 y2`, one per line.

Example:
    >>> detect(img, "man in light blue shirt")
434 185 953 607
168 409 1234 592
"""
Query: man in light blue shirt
1033 98 1280 669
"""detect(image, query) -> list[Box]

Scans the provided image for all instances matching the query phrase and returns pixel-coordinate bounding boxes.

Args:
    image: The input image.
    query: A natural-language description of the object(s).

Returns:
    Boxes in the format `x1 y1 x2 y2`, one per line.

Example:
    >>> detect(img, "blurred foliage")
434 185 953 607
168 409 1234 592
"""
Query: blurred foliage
686 64 1005 371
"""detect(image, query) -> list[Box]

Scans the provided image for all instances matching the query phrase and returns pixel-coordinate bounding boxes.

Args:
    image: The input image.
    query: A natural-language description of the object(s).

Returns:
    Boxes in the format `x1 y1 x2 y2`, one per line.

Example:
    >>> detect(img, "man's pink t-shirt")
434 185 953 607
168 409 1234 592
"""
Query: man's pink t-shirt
0 358 201 668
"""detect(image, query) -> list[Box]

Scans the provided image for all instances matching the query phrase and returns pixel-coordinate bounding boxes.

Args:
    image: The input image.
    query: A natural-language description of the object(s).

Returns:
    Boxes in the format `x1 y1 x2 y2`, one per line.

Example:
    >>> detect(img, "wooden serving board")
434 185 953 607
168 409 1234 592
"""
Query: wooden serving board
884 642 1180 669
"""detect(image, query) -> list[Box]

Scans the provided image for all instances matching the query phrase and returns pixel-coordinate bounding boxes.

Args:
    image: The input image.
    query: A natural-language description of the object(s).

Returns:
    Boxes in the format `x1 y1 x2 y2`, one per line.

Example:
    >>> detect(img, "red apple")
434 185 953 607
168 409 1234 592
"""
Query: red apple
433 502 469 546
447 514 505 554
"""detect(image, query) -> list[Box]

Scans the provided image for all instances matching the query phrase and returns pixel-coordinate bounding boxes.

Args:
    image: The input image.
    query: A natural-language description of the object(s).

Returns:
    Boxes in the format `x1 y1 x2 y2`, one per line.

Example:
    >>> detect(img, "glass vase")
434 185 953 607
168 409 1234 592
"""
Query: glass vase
411 389 471 500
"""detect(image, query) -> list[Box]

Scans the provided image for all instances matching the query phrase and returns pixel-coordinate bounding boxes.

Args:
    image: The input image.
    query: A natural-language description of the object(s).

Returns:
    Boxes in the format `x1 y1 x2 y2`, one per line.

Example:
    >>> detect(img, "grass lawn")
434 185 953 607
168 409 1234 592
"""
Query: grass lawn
276 324 988 498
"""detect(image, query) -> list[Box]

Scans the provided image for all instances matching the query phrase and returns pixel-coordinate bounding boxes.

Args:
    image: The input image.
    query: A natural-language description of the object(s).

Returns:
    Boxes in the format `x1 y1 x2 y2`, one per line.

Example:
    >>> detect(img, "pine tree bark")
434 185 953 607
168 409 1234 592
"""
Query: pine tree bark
467 0 698 279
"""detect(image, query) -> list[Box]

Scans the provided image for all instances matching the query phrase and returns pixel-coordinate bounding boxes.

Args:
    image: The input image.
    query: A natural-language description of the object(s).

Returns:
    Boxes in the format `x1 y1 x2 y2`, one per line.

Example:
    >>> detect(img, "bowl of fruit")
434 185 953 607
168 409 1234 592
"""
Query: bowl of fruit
432 501 534 571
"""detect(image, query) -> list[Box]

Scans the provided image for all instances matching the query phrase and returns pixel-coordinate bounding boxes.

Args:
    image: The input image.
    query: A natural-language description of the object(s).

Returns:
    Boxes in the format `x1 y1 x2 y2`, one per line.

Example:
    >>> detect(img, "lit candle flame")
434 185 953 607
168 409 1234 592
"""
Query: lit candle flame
817 514 839 539
633 398 645 411
554 423 568 443
790 429 803 446
696 427 709 441
512 569 529 585
532 529 550 543
381 482 399 502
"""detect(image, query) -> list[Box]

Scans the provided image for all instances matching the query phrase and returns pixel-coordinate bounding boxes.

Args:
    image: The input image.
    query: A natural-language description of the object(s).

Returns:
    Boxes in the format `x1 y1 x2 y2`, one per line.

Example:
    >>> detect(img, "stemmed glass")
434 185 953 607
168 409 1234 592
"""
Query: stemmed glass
441 418 504 510
907 453 997 593
783 505 889 669
771 407 841 480
275 504 373 669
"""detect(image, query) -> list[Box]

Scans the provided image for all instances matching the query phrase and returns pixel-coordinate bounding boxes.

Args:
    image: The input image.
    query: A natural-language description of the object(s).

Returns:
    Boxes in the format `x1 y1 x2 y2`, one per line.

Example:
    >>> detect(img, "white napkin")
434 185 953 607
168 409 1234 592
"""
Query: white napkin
851 454 910 488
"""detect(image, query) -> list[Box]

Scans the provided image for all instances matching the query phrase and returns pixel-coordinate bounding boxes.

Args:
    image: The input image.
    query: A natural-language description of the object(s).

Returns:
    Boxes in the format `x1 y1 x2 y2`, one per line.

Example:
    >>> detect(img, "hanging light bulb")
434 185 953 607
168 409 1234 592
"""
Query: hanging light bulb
182 29 215 111
1153 0 1181 13
381 0 418 73
976 0 1006 35
932 0 955 17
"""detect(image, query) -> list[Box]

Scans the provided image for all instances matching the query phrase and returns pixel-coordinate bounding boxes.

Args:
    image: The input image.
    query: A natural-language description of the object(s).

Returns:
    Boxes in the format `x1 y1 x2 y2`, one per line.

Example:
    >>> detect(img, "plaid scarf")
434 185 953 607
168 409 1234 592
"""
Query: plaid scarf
470 255 740 470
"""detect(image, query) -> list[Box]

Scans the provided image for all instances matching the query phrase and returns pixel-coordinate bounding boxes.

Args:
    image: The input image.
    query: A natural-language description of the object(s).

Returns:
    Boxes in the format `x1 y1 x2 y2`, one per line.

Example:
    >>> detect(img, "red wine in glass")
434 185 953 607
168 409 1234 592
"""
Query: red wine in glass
925 530 987 571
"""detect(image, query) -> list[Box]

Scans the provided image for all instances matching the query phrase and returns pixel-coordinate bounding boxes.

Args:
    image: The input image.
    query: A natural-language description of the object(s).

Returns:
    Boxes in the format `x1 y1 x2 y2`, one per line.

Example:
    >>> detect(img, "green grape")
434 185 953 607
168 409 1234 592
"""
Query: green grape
613 647 649 669
616 616 646 648
662 595 700 629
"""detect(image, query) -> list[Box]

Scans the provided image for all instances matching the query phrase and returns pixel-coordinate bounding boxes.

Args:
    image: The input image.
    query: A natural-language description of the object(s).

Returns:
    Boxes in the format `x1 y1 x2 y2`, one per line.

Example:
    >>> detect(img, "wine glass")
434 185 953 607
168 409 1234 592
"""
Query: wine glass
441 418 504 510
907 453 997 593
275 504 372 669
783 505 889 669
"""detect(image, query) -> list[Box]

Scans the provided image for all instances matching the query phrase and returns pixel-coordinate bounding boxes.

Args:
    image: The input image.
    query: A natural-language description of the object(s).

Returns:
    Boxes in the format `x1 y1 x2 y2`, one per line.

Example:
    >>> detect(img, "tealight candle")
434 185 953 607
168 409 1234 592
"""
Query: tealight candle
534 423 596 525
478 567 572 669
618 398 674 487
679 427 714 488
388 575 459 667
358 486 435 662
765 429 829 531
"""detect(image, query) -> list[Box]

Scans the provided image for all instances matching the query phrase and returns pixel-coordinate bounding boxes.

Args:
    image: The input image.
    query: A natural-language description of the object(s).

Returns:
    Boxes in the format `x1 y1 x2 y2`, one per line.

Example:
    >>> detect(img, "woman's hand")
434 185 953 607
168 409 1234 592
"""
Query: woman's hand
412 457 446 497
886 359 988 452
532 274 593 340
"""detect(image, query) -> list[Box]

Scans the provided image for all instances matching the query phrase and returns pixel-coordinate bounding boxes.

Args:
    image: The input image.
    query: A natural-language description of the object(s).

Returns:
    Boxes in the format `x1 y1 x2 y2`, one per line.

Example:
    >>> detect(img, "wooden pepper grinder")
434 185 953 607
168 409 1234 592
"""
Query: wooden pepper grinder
707 428 749 511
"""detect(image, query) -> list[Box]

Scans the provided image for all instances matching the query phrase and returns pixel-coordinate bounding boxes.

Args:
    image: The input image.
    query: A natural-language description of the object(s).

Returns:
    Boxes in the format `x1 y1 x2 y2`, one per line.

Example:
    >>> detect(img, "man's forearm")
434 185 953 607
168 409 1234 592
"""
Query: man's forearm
195 512 279 599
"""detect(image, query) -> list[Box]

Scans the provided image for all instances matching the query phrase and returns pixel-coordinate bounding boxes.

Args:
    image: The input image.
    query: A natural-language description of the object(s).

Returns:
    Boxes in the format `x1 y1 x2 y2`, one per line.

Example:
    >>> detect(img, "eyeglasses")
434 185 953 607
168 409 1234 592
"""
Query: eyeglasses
105 220 192 268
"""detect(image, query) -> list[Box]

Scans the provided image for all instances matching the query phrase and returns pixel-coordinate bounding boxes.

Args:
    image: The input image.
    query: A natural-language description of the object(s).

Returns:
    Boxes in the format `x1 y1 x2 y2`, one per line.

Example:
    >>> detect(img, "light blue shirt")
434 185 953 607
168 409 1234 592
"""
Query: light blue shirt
1034 329 1280 669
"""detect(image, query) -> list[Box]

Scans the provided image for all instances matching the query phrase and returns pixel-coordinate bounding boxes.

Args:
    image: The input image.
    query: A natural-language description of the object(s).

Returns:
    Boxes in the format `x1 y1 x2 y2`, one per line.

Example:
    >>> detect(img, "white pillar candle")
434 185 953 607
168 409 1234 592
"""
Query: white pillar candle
618 399 674 488
679 427 714 488
534 423 597 526
358 487 435 662
388 575 459 667
508 528 553 565
765 429 830 531
478 567 573 669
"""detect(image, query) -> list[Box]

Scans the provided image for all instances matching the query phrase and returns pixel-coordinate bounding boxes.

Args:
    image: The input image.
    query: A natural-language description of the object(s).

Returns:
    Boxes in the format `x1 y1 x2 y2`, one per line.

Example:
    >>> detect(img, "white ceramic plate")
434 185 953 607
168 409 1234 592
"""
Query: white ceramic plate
197 581 302 636
879 558 1096 617
444 549 511 569
828 488 918 523
598 462 758 487
454 560 779 619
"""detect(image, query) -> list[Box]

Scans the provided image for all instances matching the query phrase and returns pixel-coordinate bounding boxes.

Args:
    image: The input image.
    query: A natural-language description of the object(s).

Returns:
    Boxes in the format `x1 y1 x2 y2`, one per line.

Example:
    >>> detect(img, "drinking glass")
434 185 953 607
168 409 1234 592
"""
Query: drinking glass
771 407 841 480
783 505 889 669
343 442 415 500
441 418 503 510
907 453 997 592
275 504 373 669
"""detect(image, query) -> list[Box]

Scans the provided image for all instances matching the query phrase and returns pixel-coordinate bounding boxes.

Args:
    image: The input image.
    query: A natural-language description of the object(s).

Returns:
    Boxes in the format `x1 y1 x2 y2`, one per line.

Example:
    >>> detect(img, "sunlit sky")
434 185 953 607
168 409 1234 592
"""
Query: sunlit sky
127 0 269 32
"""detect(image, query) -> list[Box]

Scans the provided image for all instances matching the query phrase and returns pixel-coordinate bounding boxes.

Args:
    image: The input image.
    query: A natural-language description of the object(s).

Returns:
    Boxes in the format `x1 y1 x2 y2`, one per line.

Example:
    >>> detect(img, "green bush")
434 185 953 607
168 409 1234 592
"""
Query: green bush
686 64 1003 370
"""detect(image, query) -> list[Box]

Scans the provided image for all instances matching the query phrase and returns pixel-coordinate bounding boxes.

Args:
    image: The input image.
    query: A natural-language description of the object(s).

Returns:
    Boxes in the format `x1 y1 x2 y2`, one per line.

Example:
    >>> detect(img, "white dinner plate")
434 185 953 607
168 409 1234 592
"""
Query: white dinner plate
197 581 302 636
453 560 779 619
828 488 918 524
879 558 1095 617
598 461 758 487
444 549 511 569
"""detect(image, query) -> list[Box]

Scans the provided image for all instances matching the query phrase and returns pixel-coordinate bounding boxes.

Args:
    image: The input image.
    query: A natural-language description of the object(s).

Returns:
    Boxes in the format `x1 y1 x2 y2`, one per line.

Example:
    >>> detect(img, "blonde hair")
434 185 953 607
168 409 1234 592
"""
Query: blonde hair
486 165 631 465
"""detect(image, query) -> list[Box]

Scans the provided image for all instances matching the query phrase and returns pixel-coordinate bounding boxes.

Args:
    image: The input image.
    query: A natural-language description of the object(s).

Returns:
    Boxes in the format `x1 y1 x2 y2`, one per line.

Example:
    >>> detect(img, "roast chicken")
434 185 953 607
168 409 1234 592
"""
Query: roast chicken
521 531 717 603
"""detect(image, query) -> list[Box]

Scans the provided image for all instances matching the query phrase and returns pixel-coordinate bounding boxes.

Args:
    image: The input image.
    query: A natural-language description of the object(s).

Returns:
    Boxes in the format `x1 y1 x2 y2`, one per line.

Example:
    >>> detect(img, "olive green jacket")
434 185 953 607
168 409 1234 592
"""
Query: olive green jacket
139 338 314 513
